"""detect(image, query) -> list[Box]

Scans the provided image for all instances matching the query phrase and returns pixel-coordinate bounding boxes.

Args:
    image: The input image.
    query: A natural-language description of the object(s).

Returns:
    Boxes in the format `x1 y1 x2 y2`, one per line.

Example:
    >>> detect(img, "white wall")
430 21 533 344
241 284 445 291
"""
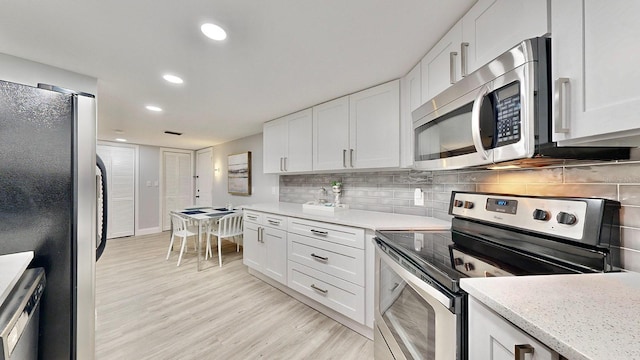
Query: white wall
0 52 97 94
211 133 279 207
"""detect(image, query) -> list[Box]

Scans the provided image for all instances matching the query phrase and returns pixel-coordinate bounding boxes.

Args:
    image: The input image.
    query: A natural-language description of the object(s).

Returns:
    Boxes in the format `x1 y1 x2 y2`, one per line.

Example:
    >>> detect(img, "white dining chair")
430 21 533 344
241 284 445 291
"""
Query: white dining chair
205 211 243 267
167 213 198 266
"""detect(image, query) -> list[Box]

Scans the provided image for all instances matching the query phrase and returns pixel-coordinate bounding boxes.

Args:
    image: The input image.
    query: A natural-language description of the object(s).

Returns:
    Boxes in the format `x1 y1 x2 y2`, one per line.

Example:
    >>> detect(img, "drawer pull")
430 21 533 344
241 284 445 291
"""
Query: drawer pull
310 229 328 236
247 215 257 221
311 253 328 262
310 284 328 295
267 219 280 225
514 344 534 360
390 282 400 292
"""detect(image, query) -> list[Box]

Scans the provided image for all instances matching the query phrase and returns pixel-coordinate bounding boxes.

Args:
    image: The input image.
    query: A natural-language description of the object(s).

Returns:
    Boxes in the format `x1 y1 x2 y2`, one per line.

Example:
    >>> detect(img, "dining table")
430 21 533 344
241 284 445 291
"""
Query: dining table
171 206 239 271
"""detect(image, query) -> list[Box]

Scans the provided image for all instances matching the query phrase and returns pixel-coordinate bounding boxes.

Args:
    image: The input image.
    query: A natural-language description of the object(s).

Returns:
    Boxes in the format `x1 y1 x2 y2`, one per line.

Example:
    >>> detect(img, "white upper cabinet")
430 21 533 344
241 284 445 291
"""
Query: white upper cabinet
313 80 400 171
312 96 350 171
552 0 640 146
461 0 549 75
400 63 421 168
349 80 400 169
421 21 463 103
263 108 313 174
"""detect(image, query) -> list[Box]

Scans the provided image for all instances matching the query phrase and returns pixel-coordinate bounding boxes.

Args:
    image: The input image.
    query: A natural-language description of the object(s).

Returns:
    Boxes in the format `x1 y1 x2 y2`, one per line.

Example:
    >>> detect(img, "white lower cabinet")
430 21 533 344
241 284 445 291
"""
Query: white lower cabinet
468 297 559 360
243 210 368 327
243 211 288 285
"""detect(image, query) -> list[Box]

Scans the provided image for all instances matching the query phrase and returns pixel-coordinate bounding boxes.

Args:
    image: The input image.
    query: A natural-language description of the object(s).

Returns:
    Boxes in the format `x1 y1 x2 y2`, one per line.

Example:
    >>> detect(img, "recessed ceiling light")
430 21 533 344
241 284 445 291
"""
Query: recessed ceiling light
146 105 163 112
115 138 127 142
201 23 227 41
162 74 184 84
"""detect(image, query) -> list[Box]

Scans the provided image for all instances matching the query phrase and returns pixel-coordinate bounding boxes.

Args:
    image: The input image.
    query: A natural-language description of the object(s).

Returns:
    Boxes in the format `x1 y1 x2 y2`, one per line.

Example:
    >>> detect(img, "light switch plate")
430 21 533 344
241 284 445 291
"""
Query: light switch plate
414 188 424 206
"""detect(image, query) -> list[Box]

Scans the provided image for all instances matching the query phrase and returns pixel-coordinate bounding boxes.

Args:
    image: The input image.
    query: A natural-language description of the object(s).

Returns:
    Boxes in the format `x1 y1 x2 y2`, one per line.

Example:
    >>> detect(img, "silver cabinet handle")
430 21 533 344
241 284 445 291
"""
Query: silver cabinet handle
514 344 534 360
390 282 400 292
279 157 284 171
554 78 571 133
449 51 458 84
283 157 287 171
349 149 354 168
267 219 280 225
342 149 347 168
311 253 328 262
461 42 469 77
257 226 262 242
310 284 328 295
247 215 257 221
310 229 328 236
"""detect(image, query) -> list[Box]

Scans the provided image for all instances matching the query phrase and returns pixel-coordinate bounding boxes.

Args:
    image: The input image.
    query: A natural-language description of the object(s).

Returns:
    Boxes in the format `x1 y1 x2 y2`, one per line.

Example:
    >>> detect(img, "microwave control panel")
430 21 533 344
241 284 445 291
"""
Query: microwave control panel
494 82 521 147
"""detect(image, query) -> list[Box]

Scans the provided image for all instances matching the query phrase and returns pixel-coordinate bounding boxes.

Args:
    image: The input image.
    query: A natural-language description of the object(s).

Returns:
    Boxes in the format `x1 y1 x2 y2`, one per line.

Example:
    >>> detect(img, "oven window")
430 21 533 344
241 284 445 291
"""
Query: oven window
379 260 436 360
414 102 474 161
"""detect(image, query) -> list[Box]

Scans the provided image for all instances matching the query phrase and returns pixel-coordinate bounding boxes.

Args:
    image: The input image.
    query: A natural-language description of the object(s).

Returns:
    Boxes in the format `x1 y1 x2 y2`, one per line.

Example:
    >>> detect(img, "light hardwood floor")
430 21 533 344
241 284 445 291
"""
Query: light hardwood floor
96 232 374 359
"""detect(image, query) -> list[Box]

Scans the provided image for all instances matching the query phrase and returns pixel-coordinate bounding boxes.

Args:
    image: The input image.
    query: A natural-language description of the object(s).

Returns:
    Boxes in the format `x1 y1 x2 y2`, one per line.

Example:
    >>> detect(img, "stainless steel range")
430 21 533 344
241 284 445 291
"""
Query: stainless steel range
373 191 621 360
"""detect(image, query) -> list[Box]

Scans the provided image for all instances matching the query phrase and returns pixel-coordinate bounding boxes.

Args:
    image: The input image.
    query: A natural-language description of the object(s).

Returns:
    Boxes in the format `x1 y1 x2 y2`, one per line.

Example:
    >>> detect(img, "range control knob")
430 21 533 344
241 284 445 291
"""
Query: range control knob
454 257 464 266
556 212 577 225
532 209 550 221
453 200 464 208
464 262 475 271
463 201 474 209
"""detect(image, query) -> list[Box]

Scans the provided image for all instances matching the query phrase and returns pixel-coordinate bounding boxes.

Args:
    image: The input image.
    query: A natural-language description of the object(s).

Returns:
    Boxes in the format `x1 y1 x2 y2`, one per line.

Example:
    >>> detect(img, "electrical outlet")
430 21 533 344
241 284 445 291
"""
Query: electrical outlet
414 188 424 206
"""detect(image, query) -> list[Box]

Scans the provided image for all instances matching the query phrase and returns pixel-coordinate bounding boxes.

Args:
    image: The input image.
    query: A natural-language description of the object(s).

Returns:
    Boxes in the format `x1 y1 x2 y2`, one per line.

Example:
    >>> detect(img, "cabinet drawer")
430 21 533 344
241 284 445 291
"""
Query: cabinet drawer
288 233 365 286
263 213 288 230
288 261 365 324
243 211 262 224
287 218 364 249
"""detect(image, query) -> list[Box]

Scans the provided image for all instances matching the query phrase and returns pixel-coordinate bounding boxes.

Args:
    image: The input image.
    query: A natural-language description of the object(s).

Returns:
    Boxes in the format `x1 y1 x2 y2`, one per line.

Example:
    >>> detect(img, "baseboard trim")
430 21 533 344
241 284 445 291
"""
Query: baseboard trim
247 267 374 340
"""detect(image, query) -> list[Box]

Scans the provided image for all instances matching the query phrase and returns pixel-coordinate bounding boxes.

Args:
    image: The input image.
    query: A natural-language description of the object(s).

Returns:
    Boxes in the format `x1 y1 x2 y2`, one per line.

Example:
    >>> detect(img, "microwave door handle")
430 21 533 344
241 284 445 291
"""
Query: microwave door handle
471 86 490 161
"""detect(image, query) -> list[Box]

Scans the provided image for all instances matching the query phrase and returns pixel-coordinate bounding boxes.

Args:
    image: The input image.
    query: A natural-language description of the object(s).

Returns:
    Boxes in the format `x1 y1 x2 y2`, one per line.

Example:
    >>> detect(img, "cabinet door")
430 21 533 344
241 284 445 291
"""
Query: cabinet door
468 297 558 360
462 0 548 75
349 80 400 169
242 221 262 270
421 20 462 103
263 227 288 285
400 63 421 168
263 119 286 174
312 96 350 170
552 0 640 145
284 109 313 172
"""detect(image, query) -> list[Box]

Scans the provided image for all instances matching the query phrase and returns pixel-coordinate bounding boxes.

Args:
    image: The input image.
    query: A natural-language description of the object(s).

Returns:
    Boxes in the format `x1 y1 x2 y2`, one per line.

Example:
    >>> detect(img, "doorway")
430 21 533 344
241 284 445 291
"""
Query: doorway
196 148 213 206
161 149 193 231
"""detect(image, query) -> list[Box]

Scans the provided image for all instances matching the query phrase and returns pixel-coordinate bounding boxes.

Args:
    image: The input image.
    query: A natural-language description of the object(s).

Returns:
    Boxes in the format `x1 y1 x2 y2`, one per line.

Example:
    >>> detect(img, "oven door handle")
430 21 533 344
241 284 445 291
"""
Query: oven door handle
376 246 453 309
471 85 491 161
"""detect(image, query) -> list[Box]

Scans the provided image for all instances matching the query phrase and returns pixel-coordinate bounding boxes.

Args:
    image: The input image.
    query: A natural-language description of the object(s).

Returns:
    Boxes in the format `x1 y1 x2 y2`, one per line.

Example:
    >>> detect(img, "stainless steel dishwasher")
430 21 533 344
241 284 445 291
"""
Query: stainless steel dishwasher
0 268 46 360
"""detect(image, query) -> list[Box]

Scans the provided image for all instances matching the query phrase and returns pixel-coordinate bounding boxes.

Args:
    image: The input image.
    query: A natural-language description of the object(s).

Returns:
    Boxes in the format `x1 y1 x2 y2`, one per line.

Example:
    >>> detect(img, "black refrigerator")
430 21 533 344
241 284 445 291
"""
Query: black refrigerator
0 79 107 359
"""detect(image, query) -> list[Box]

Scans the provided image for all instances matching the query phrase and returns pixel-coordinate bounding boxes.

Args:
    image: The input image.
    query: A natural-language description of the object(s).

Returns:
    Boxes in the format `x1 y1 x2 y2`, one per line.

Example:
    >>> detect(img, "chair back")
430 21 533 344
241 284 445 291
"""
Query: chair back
170 213 189 233
217 212 244 237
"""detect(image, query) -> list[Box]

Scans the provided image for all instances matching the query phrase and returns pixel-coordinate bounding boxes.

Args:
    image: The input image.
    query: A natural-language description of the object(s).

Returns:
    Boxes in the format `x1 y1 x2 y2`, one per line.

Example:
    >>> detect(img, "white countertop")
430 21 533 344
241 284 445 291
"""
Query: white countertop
461 272 640 360
0 251 34 305
242 202 451 231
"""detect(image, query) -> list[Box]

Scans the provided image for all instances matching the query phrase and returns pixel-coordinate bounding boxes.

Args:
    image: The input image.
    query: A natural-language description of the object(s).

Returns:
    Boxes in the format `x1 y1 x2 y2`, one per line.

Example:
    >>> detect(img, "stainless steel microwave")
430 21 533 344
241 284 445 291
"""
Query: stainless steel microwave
412 37 629 170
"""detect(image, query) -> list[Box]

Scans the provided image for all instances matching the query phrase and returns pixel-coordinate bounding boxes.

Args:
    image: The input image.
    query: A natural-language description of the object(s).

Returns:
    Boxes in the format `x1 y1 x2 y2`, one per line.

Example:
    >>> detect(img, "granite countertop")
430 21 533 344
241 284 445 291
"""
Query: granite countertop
460 272 640 360
242 202 451 231
0 251 34 305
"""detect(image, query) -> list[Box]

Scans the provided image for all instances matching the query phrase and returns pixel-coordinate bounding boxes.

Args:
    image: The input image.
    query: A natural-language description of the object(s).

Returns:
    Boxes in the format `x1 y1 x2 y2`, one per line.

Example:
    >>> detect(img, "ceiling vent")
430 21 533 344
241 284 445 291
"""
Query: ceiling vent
164 131 183 136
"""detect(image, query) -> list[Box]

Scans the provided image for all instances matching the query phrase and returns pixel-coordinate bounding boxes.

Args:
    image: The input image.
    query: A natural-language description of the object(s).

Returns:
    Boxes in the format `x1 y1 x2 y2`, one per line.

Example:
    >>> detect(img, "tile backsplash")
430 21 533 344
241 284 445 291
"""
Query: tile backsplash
279 160 640 272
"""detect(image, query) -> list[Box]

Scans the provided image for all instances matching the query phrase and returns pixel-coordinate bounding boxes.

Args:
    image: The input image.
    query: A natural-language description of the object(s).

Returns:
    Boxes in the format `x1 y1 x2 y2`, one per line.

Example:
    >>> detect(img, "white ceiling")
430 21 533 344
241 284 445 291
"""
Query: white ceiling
0 0 475 150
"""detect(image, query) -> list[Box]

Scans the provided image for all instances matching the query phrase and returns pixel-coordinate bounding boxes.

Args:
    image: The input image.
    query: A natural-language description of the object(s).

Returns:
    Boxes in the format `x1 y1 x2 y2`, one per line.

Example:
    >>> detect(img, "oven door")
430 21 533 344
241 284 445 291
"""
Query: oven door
374 246 461 360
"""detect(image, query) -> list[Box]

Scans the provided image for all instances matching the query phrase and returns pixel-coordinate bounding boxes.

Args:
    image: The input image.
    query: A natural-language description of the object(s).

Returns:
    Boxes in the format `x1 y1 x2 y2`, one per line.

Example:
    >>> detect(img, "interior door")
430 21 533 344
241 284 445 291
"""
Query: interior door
97 144 136 239
196 148 213 206
162 151 193 231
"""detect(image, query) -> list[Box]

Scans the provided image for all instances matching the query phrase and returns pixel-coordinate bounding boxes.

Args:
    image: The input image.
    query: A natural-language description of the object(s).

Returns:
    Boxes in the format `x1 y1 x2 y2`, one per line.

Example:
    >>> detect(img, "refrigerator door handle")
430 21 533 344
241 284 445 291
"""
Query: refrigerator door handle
96 155 108 260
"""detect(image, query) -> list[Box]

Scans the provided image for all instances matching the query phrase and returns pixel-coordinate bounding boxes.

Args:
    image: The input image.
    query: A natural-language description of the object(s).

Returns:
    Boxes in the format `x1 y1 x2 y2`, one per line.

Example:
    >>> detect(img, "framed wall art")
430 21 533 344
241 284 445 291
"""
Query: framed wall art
227 151 251 195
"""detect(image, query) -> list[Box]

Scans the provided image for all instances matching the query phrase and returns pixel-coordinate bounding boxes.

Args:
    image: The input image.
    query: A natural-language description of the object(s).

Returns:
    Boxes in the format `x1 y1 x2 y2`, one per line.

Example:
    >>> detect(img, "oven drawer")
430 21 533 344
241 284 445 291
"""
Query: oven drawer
287 218 364 249
288 233 365 286
288 261 365 323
